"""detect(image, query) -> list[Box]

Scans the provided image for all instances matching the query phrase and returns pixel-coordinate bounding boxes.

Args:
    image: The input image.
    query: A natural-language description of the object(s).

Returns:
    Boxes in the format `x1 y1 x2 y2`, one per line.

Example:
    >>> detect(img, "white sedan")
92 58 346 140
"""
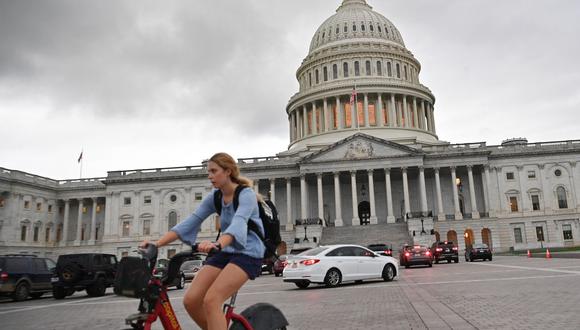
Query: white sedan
282 244 399 289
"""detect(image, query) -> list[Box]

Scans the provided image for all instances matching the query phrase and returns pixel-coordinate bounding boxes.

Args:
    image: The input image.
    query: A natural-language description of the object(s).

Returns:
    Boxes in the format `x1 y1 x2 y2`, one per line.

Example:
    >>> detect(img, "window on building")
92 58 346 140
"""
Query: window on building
506 172 515 180
121 251 129 258
332 64 338 79
378 25 382 33
404 65 408 80
361 23 365 31
95 226 100 240
510 196 519 212
195 192 203 201
24 200 30 209
323 67 328 81
57 224 62 242
344 24 347 33
36 203 41 211
144 196 152 204
555 169 562 177
122 221 130 237
315 69 319 84
59 206 64 214
563 224 573 240
354 61 360 76
143 220 151 236
45 227 50 242
352 24 356 32
343 62 349 78
387 62 392 76
170 194 177 203
336 26 339 34
376 61 382 76
124 197 131 205
557 187 568 209
21 225 27 241
531 195 541 211
396 63 400 78
535 226 545 242
168 211 177 231
82 206 88 214
528 171 536 179
369 24 373 32
514 227 523 244
81 227 85 241
96 205 101 213
309 72 312 86
365 61 371 75
48 204 52 213
33 226 39 242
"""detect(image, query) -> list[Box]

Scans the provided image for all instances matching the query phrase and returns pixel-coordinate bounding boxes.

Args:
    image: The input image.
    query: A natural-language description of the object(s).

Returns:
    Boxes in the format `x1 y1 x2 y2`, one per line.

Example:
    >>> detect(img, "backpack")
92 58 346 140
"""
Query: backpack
213 185 282 259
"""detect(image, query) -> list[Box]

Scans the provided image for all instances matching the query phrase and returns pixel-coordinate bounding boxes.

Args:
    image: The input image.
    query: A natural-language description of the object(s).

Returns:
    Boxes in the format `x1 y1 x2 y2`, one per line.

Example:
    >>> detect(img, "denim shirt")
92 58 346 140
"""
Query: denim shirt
170 187 265 259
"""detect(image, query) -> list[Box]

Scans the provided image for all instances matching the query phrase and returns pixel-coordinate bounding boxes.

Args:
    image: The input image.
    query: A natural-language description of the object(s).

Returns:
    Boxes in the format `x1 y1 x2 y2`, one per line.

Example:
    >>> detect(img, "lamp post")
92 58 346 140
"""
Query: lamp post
420 218 426 235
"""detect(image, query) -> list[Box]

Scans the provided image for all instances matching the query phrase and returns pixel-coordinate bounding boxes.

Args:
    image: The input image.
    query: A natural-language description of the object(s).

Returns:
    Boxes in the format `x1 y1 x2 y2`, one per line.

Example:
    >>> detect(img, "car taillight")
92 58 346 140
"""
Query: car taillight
452 247 458 251
425 251 431 256
0 272 8 281
384 250 390 255
282 261 288 267
300 259 320 266
436 248 442 252
404 252 410 257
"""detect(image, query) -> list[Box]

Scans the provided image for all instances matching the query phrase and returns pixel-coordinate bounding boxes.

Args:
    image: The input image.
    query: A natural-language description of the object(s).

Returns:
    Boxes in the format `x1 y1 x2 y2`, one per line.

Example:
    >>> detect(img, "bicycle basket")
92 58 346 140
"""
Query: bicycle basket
114 256 151 298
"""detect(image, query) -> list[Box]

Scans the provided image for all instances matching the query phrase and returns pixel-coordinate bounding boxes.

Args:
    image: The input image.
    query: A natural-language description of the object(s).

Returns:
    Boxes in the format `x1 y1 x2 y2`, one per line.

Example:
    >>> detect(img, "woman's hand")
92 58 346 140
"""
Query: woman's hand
139 240 155 249
197 240 220 253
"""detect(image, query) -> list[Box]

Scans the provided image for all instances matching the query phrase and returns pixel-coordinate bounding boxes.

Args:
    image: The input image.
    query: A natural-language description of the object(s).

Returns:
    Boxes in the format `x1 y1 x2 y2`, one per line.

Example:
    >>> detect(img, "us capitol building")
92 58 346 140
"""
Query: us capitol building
2 0 580 259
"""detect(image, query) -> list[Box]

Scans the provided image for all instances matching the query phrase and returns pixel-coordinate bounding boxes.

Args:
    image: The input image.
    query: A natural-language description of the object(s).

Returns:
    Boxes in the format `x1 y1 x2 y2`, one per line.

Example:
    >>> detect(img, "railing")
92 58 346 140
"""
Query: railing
108 165 205 177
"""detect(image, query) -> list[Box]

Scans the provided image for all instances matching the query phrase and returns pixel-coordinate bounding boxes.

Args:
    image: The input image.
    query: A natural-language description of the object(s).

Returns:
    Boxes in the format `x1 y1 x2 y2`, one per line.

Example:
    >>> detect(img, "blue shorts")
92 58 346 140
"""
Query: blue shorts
205 252 262 280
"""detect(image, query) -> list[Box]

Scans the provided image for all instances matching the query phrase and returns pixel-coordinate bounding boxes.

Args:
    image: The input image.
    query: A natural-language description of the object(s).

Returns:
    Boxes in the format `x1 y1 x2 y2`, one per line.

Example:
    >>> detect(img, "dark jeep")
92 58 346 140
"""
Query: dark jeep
52 253 118 299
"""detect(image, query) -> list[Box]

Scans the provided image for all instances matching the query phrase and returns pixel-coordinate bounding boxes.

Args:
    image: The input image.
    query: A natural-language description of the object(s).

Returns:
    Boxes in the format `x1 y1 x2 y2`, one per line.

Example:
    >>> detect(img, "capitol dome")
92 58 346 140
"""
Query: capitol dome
286 0 441 152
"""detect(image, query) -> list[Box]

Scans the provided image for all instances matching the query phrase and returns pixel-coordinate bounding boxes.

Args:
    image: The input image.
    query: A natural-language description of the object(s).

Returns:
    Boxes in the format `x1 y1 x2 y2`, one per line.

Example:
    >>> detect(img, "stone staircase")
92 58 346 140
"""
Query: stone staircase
320 223 412 249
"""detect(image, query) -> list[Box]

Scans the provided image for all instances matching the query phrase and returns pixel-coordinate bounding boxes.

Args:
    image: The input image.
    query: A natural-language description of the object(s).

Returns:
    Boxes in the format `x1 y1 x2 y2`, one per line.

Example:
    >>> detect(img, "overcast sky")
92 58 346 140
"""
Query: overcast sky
1 0 579 180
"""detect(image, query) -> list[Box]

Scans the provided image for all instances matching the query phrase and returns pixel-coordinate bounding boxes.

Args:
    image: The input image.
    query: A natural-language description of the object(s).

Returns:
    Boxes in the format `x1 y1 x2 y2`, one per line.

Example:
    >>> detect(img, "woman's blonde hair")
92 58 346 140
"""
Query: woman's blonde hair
209 152 253 187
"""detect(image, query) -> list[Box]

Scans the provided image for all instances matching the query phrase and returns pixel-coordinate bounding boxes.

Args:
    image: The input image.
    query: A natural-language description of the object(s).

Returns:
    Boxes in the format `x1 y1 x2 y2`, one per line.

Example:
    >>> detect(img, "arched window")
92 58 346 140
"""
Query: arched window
354 61 360 76
377 61 382 76
557 187 568 209
365 61 371 75
396 63 401 78
336 26 339 35
309 72 312 86
322 32 325 39
332 64 338 79
378 25 382 33
404 65 408 80
315 69 319 84
344 24 348 33
21 225 27 241
361 23 365 31
352 24 356 32
387 62 392 77
323 67 328 81
343 62 349 78
168 211 177 230
369 24 374 32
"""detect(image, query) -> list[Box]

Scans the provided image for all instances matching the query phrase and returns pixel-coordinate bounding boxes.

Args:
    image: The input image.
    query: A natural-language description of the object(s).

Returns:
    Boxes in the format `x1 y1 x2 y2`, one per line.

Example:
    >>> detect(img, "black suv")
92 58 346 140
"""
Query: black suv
52 253 118 299
367 243 393 256
0 254 56 301
431 241 459 263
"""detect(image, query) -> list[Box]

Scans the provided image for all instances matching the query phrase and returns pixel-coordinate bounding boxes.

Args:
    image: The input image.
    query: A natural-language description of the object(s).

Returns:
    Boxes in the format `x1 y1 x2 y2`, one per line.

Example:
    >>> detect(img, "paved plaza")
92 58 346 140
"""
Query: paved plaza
1 255 580 329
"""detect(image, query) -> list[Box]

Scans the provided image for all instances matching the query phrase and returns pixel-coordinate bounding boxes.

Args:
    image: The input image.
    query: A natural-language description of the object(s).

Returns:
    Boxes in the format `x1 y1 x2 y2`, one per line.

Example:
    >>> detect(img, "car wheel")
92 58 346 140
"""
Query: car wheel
324 268 342 288
87 278 106 297
13 283 30 301
176 275 185 290
428 262 433 268
30 292 44 299
53 286 66 300
382 264 396 282
489 256 493 261
294 280 310 289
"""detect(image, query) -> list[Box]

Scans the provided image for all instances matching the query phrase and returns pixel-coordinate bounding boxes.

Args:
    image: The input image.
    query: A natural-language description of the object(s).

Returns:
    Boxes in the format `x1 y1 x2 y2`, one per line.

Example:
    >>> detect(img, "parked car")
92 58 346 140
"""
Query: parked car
261 257 275 275
0 254 56 301
367 243 393 257
431 241 459 264
273 255 290 277
283 245 398 289
52 253 117 299
180 259 203 282
465 243 493 262
155 256 205 289
399 245 432 268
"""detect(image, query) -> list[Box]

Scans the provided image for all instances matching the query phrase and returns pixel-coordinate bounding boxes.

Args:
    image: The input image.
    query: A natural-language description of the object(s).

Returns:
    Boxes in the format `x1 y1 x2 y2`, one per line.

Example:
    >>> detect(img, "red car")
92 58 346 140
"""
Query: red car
273 255 290 277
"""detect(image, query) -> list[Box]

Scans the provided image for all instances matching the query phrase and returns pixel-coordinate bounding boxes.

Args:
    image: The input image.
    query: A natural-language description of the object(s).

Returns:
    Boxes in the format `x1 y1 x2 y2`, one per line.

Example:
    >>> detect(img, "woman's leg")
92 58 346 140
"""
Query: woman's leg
203 263 249 330
183 265 222 329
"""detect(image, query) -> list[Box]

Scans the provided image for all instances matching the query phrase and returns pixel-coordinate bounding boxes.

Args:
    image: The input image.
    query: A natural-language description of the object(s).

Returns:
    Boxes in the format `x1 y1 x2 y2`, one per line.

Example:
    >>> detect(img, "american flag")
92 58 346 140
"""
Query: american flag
349 88 357 105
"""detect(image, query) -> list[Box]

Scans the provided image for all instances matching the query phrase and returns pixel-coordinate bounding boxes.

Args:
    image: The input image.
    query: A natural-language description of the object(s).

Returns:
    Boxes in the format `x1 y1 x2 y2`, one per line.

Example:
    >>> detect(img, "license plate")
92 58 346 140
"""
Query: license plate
51 277 59 283
445 249 450 252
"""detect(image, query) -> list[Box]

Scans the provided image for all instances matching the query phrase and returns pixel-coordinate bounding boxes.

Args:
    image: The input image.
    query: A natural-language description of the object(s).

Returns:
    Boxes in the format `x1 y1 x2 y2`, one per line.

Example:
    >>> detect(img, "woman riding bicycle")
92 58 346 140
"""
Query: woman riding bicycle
140 152 265 330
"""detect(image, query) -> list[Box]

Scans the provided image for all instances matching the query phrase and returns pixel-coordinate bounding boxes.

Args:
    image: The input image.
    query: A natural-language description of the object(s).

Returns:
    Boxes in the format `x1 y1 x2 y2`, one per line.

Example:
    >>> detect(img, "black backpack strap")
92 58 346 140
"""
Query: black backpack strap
213 190 223 215
214 185 247 241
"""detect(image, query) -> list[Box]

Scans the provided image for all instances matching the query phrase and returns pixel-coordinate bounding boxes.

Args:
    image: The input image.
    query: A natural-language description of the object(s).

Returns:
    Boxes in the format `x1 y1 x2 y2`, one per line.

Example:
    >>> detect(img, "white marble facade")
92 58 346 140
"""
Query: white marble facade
2 0 580 258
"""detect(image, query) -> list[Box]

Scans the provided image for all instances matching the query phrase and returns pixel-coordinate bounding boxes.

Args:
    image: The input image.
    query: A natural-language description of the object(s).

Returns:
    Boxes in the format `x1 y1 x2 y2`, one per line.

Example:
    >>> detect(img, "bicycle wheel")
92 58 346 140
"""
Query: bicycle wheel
229 303 288 330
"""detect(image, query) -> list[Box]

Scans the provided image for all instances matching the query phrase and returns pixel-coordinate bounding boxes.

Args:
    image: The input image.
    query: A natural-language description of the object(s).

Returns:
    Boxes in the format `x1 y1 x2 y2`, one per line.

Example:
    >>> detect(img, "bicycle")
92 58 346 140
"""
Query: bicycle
117 243 288 330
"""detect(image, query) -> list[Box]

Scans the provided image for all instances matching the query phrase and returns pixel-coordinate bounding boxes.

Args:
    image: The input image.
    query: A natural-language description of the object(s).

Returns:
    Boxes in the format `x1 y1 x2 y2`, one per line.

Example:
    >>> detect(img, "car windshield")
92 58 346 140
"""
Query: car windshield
180 260 202 270
412 246 428 252
473 244 488 249
368 245 389 251
298 247 328 256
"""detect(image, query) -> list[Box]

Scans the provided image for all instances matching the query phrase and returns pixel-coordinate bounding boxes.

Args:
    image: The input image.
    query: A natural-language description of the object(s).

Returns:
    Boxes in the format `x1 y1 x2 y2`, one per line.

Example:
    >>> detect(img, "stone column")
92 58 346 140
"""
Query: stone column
396 98 403 127
351 96 357 129
300 175 307 220
269 178 276 205
569 162 579 210
317 174 325 227
289 113 293 142
60 200 70 245
363 93 369 127
323 98 329 132
419 167 428 214
516 165 527 213
75 199 83 245
434 168 445 220
90 198 98 244
377 93 384 127
538 165 551 212
390 94 396 128
253 179 259 195
402 96 409 128
412 97 419 128
351 171 359 226
467 166 480 219
50 200 59 243
336 97 343 129
430 105 437 134
385 169 395 223
132 191 140 237
367 170 378 224
333 172 343 226
311 102 317 135
494 167 507 214
484 166 494 217
302 105 308 136
402 168 411 220
420 100 426 130
286 178 293 230
451 167 463 220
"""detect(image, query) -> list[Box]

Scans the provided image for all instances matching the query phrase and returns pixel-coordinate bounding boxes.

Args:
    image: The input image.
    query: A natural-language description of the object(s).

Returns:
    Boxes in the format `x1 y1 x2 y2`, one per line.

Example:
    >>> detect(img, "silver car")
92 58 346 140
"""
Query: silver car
180 260 203 282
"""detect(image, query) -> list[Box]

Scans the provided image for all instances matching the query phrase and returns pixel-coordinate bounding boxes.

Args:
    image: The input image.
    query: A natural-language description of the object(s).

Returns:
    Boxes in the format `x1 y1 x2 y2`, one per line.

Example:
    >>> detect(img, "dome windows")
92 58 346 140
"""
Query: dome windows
387 62 392 77
343 62 349 77
354 61 360 76
309 72 312 87
365 61 371 75
352 23 356 32
333 64 338 79
361 23 365 32
404 65 408 80
336 25 339 35
323 67 328 82
396 63 401 78
315 69 319 84
344 24 348 33
377 61 382 76
369 24 374 32
378 25 381 33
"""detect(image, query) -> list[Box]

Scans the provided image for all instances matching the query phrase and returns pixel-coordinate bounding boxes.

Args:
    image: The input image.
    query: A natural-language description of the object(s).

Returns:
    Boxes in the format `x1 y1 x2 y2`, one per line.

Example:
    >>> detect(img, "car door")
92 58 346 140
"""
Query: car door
325 247 358 281
352 247 384 279
32 258 52 291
